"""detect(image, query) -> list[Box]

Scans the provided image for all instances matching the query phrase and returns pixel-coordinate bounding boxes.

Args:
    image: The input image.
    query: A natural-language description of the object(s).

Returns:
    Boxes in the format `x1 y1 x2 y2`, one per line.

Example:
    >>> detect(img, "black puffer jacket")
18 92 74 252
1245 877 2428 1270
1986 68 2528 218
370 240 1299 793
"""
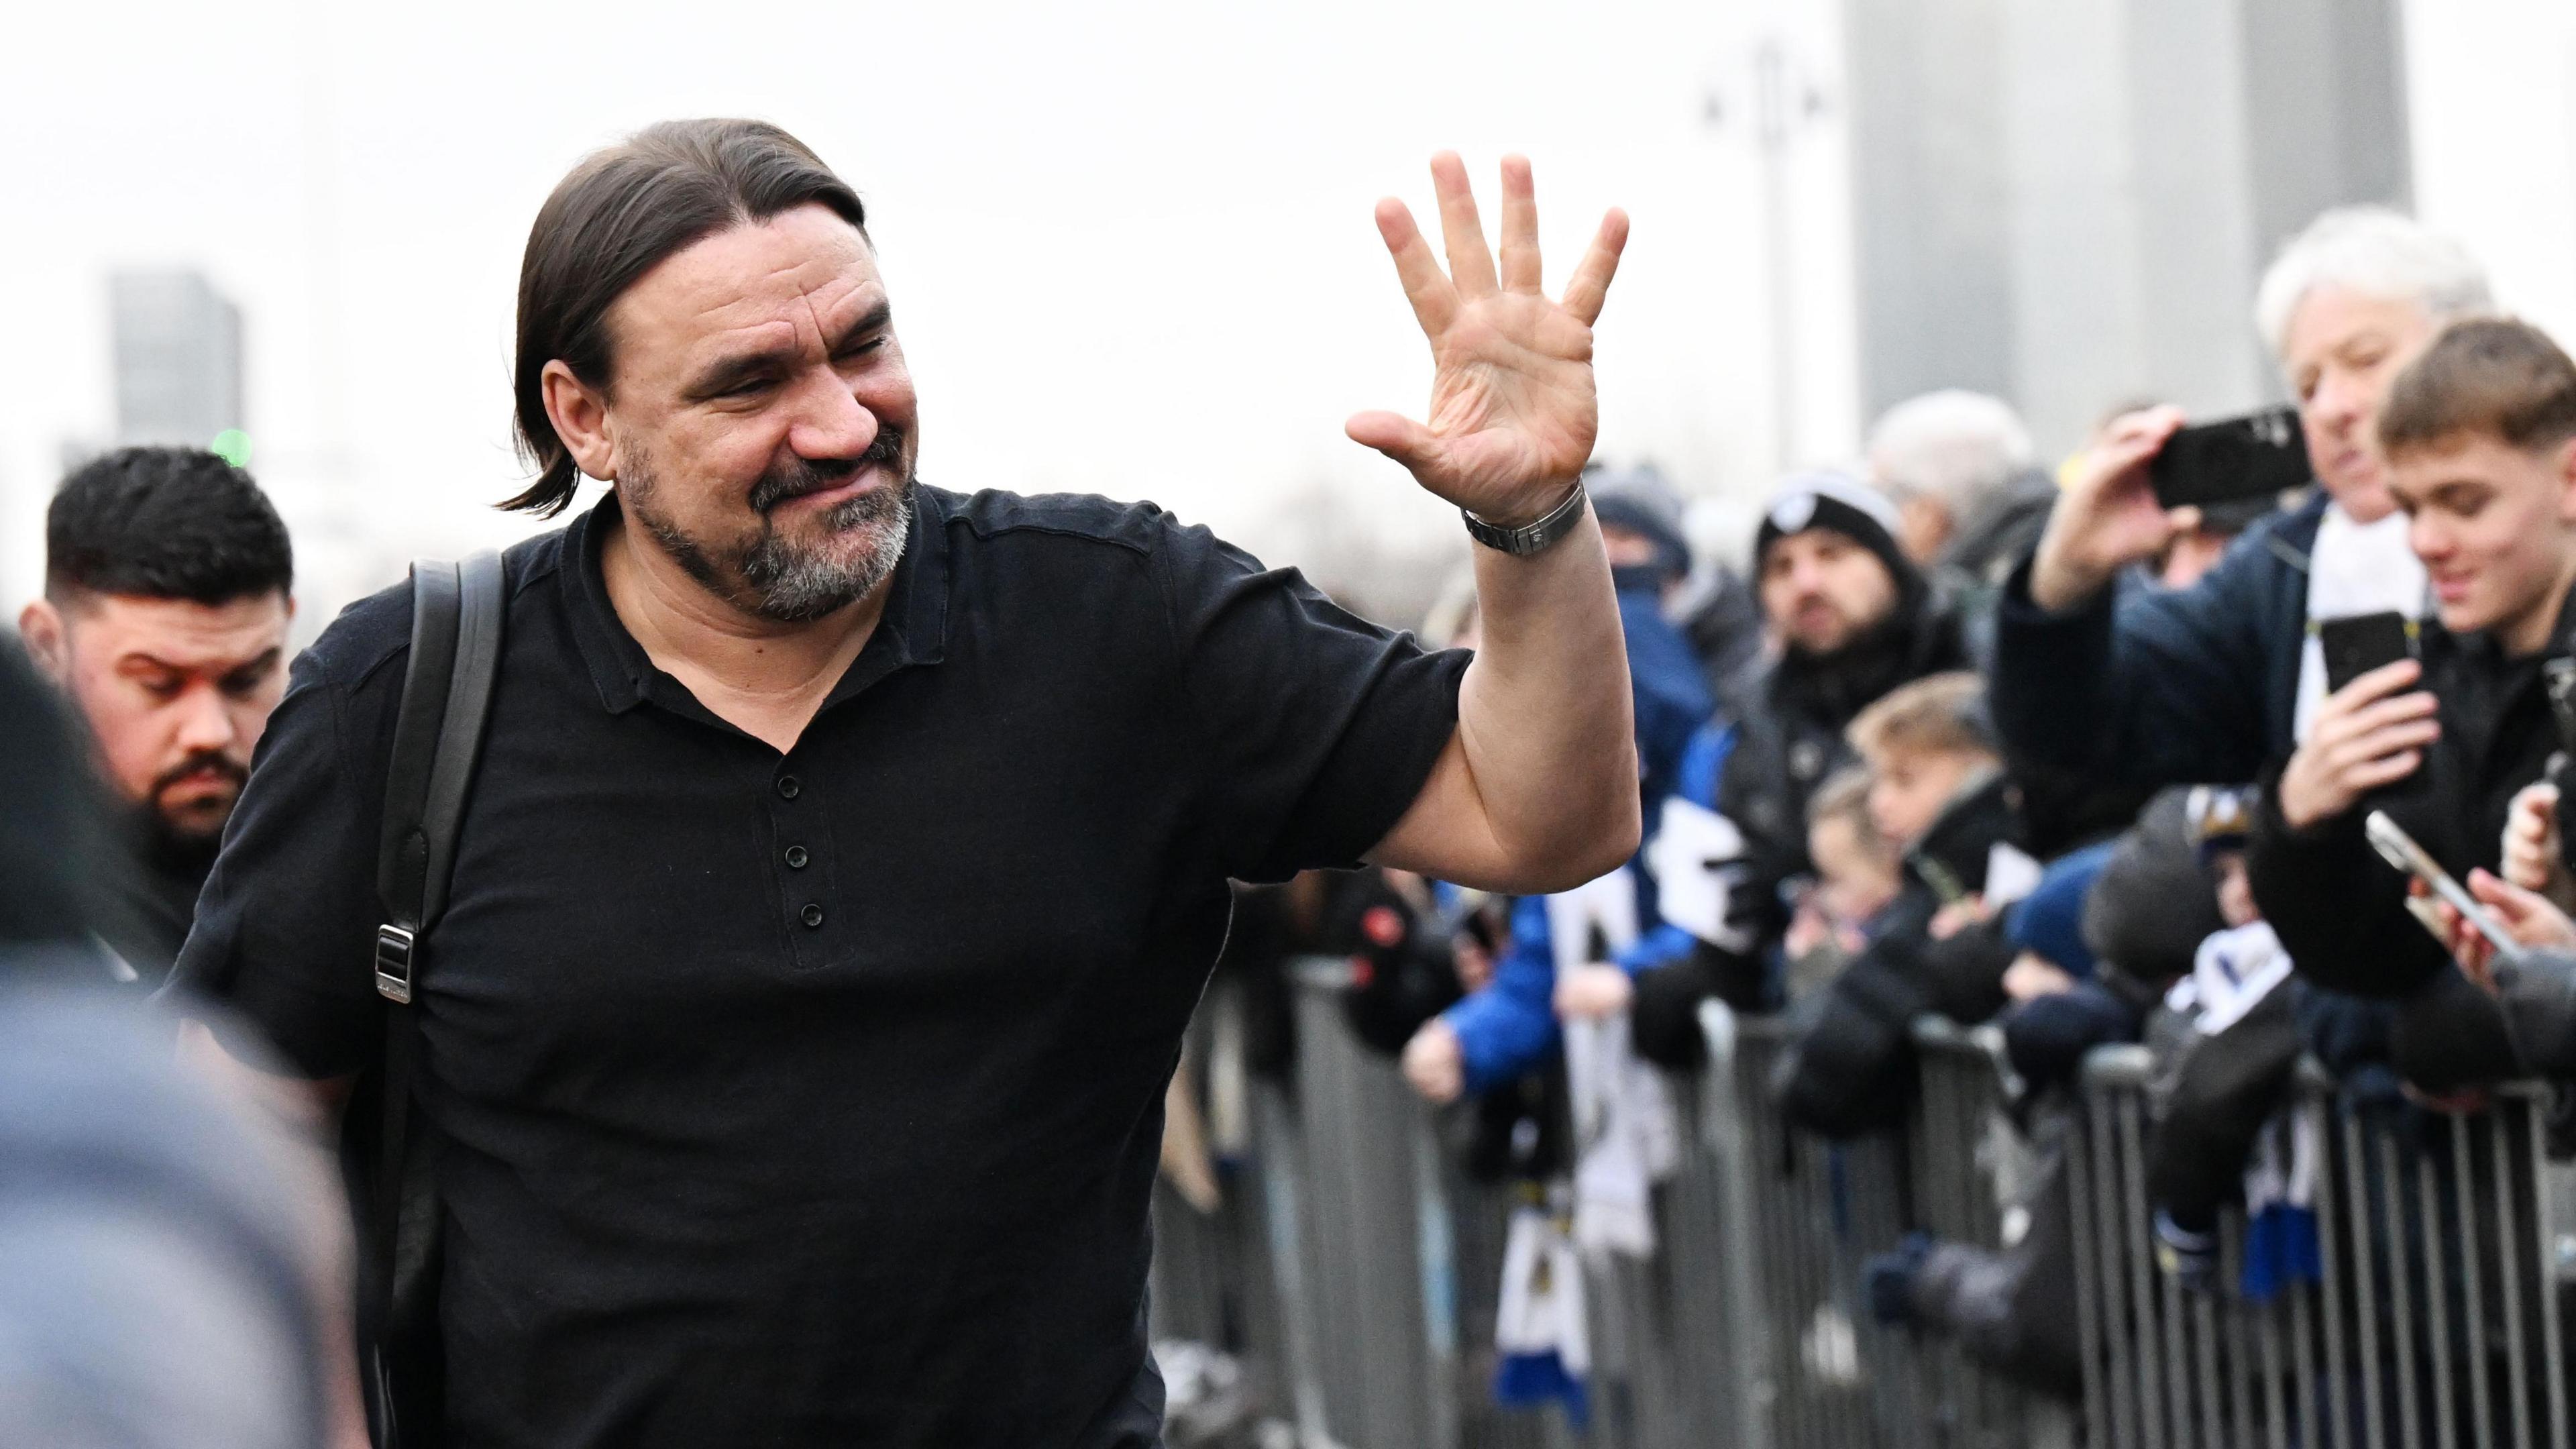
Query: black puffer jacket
1774 773 2025 1140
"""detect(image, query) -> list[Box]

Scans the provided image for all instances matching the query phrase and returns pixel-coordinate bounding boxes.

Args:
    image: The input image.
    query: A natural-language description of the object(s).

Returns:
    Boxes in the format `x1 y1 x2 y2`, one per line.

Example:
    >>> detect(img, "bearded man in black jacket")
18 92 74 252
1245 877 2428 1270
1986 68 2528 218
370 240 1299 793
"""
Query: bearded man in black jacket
2249 318 2576 1085
1630 472 1972 1065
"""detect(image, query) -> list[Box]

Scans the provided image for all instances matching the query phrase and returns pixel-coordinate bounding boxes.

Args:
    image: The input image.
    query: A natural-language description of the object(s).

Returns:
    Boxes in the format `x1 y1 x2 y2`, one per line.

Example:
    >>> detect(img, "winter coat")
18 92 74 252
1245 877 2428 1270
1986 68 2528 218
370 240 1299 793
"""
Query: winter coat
1774 773 2025 1140
1710 594 1974 979
2248 582 2576 1004
1992 493 2326 790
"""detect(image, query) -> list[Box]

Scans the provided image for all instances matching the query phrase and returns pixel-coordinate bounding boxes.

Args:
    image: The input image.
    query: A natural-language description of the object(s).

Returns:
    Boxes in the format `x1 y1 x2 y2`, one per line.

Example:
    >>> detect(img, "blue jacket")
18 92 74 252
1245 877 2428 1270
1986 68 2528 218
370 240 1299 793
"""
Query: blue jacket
1440 592 1716 1094
1992 493 2322 789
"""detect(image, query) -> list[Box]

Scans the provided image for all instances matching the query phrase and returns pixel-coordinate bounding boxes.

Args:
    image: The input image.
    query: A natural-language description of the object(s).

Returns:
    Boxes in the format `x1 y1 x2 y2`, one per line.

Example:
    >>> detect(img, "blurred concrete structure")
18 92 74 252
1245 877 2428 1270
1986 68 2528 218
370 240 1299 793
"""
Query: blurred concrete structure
1842 0 2412 453
111 270 243 449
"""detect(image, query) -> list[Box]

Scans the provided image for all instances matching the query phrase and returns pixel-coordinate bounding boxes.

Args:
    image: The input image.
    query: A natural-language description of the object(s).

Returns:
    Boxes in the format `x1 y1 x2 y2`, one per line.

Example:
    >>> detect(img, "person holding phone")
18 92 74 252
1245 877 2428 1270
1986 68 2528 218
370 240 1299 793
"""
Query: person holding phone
2247 319 2576 1062
1992 209 2491 790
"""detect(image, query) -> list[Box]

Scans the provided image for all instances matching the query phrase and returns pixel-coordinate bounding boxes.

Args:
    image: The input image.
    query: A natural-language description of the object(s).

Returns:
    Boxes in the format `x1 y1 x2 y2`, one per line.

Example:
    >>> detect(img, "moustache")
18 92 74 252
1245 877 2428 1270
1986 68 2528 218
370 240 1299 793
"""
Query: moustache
153 750 248 799
749 429 909 515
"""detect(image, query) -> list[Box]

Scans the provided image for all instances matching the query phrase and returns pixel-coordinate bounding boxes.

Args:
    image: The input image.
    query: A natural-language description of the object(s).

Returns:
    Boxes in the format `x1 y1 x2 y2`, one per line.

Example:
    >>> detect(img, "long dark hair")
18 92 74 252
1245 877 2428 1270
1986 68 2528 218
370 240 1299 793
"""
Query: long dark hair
504 119 867 517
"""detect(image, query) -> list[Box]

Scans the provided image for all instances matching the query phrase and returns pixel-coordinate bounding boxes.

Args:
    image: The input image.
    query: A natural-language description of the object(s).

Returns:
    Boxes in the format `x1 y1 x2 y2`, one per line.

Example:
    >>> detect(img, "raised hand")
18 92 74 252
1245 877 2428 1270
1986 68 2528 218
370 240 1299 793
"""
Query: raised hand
2028 406 2199 610
1348 152 1628 526
2275 658 2438 829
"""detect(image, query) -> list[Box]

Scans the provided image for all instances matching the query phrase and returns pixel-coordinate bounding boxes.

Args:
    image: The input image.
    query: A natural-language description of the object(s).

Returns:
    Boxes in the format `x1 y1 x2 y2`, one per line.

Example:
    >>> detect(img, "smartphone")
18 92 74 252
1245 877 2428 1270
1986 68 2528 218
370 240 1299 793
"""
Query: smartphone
2364 810 2524 964
2318 611 2420 695
2149 406 2312 508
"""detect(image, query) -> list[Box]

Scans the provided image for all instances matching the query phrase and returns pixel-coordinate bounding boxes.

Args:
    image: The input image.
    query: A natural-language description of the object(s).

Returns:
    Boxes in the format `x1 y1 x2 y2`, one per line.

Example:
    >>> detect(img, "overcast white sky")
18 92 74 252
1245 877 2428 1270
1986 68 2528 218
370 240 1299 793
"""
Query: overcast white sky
0 0 2568 625
0 0 1854 621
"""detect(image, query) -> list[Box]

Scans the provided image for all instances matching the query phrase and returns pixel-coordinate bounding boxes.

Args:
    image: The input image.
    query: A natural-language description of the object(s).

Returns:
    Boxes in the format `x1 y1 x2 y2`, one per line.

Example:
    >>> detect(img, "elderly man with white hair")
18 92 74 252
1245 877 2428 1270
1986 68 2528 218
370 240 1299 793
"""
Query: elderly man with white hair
1869 389 2058 585
1990 206 2493 788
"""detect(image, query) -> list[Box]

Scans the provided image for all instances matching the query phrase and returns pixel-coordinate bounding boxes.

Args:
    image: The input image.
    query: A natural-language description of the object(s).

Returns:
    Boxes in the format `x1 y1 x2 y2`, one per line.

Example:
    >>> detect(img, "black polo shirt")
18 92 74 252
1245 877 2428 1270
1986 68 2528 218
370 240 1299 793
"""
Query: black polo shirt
173 486 1467 1448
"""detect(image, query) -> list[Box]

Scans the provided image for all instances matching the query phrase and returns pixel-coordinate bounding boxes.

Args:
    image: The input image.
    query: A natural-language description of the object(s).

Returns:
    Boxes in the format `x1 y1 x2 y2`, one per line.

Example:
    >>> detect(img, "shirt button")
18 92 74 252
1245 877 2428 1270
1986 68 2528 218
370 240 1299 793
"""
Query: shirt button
800 903 825 928
784 845 810 869
776 775 802 800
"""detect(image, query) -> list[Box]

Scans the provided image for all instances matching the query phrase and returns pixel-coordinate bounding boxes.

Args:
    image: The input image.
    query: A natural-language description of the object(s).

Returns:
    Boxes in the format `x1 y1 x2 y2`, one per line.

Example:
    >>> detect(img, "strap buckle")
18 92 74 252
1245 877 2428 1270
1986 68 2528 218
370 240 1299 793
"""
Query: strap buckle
374 924 417 1004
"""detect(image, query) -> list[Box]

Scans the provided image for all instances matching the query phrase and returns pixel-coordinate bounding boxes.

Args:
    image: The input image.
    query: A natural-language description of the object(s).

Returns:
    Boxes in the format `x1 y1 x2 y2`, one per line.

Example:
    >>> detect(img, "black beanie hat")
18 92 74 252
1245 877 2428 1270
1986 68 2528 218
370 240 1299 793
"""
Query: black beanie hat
1752 471 1913 588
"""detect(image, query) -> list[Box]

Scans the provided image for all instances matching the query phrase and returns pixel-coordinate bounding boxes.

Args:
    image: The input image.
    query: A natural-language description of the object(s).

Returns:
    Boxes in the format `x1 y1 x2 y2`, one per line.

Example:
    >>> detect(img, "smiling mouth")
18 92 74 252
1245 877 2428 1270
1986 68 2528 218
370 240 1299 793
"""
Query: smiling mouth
773 468 880 513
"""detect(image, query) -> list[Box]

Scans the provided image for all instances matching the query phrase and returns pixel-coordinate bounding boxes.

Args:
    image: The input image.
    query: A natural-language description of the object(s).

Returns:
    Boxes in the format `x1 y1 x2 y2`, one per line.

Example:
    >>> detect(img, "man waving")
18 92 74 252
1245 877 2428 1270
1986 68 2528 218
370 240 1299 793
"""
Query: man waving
172 119 1635 1447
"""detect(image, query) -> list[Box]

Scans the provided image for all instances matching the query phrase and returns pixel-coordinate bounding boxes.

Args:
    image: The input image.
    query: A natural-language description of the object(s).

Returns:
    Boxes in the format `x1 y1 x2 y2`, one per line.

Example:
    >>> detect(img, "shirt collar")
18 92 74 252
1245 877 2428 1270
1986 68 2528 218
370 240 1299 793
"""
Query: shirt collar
561 485 951 718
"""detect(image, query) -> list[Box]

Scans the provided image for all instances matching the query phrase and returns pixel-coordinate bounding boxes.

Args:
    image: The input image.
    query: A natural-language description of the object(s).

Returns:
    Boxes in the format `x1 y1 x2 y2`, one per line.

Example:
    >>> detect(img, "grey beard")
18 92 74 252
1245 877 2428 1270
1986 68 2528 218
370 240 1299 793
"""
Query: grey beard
625 451 915 623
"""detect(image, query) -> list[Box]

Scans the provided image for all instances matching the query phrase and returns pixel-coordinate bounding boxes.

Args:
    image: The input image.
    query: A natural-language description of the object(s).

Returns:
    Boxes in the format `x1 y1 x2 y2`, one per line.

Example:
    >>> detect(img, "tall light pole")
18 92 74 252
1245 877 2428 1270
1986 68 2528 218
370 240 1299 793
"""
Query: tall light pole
1709 30 1831 472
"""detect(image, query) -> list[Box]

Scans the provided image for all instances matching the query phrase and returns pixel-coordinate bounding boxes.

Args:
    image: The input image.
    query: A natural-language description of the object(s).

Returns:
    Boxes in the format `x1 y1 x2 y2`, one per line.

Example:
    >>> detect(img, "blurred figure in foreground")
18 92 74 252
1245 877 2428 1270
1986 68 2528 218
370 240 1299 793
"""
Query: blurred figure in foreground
0 992 350 1449
17 447 293 984
0 600 353 1447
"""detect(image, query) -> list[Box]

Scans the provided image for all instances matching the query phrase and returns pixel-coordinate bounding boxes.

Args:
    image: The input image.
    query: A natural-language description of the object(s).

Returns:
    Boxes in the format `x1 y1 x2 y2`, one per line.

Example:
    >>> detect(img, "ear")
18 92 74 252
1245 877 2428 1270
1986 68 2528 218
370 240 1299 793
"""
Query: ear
1895 495 1949 560
541 360 619 482
17 598 67 682
2557 437 2576 524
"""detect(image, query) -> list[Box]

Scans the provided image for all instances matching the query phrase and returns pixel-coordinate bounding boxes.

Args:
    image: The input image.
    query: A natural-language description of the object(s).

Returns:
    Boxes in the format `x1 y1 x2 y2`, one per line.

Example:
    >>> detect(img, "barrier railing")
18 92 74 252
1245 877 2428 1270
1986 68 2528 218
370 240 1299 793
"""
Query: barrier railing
1908 1017 2078 1449
1154 961 2576 1449
2072 1046 2576 1449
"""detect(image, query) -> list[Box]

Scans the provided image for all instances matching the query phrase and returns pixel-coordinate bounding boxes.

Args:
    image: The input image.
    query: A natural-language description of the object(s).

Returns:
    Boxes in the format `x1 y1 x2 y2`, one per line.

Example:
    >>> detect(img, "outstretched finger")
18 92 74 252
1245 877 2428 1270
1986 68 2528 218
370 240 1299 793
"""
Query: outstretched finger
1560 207 1629 325
1498 154 1541 294
1373 199 1458 338
1429 152 1499 299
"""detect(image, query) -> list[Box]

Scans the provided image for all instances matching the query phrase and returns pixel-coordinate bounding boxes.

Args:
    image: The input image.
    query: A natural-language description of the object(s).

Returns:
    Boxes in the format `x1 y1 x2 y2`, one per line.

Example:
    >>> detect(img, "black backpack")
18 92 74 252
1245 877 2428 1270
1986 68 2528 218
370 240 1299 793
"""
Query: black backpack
358 551 505 1448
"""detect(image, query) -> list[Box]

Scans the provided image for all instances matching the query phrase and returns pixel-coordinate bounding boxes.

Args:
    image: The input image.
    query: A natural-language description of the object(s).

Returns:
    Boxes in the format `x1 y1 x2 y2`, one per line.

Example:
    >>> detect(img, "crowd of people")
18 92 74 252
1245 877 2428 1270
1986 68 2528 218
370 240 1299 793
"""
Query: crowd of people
1173 202 2576 1421
9 114 2576 1448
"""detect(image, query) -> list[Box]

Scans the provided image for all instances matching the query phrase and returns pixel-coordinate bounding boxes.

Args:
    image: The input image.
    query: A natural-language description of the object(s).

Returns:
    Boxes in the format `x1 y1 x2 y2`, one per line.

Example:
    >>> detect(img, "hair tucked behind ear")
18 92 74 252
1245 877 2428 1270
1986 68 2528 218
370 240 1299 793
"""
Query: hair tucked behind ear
505 119 867 517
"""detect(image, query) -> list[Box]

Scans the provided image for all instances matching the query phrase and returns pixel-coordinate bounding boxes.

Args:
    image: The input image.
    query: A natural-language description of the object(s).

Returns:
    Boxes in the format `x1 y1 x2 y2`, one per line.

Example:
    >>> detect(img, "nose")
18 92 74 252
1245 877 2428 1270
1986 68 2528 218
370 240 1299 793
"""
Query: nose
171 680 238 755
1790 556 1831 599
2311 369 2367 433
2408 511 2449 564
786 368 881 462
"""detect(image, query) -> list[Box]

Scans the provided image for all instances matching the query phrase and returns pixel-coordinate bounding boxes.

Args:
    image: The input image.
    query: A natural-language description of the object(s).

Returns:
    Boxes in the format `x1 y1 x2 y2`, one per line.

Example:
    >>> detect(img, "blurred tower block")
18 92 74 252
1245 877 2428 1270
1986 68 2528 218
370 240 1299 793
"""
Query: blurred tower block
110 270 244 449
1841 0 2411 454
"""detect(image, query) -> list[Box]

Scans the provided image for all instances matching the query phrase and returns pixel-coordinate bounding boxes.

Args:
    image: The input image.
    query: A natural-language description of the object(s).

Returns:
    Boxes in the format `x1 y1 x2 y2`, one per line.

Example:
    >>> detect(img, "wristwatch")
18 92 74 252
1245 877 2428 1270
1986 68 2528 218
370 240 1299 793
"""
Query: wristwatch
1462 482 1589 557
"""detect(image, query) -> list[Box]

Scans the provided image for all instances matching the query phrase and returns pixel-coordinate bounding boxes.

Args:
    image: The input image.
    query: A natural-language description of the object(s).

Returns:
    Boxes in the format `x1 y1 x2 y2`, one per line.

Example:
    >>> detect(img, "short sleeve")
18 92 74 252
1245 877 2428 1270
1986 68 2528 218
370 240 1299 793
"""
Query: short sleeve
165 602 407 1079
1153 519 1469 884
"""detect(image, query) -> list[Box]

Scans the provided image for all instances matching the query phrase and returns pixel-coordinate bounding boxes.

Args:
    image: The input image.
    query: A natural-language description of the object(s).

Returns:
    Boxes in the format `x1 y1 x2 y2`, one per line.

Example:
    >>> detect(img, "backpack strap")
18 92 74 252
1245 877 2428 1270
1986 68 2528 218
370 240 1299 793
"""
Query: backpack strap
364 549 504 1447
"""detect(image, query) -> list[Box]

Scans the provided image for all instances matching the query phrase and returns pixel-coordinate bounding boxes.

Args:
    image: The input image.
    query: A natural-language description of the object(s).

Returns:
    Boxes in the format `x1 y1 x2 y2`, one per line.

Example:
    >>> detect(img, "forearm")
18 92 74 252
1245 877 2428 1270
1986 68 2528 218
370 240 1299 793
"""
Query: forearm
1458 504 1640 885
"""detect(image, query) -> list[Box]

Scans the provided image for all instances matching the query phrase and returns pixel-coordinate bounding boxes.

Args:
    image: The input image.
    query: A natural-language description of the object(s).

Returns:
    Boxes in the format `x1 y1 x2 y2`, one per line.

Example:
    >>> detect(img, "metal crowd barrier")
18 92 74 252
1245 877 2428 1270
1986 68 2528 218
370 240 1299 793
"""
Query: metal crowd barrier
1909 1018 2078 1449
2072 1046 2576 1449
1156 962 2576 1449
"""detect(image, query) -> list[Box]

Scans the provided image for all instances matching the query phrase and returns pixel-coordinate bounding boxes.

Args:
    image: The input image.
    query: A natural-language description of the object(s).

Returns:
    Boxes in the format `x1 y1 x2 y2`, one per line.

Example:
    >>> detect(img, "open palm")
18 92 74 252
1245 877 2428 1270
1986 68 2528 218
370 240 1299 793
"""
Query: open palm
1348 153 1629 524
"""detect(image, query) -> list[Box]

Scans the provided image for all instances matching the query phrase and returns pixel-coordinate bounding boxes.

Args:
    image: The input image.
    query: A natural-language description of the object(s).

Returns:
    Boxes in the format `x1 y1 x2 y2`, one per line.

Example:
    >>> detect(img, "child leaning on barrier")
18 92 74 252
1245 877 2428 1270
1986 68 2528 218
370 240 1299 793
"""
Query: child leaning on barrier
1860 788 2378 1395
2145 788 2396 1295
1774 672 2040 1138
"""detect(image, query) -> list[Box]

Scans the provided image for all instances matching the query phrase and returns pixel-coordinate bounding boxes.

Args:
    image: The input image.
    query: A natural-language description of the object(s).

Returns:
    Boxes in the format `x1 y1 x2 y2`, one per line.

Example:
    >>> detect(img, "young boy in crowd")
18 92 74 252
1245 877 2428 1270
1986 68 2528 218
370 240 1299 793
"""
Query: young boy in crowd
2251 317 2576 1089
1777 672 2029 1137
1782 767 1904 999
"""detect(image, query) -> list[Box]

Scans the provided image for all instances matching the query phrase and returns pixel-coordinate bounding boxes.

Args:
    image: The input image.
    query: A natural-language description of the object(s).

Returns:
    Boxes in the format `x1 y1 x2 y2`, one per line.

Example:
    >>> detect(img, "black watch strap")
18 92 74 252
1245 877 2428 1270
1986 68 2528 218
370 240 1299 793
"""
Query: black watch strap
1462 482 1589 557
